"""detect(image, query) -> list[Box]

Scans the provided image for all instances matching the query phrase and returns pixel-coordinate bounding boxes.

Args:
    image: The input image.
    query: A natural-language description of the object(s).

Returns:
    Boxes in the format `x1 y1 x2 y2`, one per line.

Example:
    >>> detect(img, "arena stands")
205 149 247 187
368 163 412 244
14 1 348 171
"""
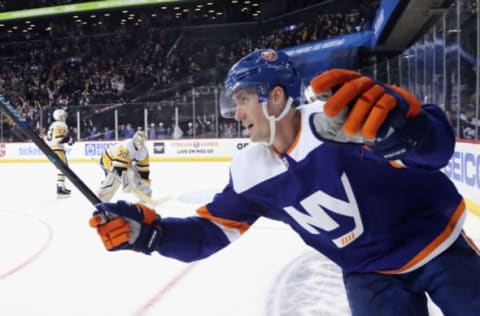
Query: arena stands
0 0 379 141
1 0 478 141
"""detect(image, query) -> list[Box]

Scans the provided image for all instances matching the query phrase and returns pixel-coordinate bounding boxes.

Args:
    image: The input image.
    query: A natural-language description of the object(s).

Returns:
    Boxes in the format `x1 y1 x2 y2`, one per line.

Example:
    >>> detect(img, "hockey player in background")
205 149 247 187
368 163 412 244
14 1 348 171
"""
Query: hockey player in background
89 49 480 315
46 108 75 198
97 130 152 202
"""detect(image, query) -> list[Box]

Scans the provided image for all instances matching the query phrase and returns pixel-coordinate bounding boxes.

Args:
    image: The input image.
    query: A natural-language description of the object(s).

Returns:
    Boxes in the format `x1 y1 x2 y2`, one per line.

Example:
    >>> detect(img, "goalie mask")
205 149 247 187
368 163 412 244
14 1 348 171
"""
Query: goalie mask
133 131 147 151
53 109 67 122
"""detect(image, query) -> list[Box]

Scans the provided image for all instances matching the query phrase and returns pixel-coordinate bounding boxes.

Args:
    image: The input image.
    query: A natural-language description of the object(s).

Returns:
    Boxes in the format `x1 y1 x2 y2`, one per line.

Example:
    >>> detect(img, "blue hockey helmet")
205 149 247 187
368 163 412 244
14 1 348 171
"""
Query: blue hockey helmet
221 49 301 118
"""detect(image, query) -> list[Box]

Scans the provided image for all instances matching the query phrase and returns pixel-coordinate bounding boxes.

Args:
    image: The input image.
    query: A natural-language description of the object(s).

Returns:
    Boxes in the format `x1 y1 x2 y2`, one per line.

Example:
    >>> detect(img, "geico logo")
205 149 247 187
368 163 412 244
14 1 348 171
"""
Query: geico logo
444 151 480 188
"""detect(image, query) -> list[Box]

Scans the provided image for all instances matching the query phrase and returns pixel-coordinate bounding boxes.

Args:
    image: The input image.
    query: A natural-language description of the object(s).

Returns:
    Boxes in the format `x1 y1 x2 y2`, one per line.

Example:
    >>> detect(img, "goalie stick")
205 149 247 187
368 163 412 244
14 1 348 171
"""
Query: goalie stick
0 95 101 205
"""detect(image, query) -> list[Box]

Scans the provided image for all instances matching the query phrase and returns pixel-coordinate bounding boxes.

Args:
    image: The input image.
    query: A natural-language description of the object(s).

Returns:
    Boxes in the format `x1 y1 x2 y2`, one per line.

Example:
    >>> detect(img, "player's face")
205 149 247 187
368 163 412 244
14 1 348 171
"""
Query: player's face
232 88 270 143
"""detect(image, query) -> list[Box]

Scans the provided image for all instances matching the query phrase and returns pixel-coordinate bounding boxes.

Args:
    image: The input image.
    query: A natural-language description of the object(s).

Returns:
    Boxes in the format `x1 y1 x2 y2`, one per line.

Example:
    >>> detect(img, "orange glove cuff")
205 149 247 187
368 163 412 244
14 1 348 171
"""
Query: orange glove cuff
389 85 421 117
135 203 157 224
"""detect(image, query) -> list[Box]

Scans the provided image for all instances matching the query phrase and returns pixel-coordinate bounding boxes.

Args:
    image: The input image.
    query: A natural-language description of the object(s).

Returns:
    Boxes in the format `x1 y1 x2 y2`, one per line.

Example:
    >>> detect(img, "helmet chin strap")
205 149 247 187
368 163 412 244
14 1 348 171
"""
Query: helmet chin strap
260 97 294 146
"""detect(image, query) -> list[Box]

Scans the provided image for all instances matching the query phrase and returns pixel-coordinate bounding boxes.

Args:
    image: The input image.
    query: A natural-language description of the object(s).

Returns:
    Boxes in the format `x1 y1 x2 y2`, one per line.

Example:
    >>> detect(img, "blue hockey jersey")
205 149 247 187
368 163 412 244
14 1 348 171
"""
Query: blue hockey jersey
157 102 464 274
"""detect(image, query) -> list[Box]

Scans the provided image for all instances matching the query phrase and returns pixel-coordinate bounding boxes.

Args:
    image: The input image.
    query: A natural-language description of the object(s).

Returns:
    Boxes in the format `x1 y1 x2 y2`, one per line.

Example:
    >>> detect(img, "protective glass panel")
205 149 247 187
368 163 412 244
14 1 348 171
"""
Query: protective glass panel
458 0 479 139
146 101 175 140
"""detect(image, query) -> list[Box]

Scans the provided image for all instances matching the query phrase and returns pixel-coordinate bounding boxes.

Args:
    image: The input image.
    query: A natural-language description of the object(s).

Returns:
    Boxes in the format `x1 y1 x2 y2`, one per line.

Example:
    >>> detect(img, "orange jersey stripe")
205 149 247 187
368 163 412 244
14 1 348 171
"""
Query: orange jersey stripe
272 112 302 156
197 205 250 234
135 203 157 224
389 160 404 168
379 200 466 274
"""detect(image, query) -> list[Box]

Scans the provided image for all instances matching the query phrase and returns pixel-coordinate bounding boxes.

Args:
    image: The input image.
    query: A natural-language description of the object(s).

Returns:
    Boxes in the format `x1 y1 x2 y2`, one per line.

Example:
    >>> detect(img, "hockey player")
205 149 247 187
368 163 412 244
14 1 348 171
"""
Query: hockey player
97 130 152 202
46 108 75 197
89 49 480 315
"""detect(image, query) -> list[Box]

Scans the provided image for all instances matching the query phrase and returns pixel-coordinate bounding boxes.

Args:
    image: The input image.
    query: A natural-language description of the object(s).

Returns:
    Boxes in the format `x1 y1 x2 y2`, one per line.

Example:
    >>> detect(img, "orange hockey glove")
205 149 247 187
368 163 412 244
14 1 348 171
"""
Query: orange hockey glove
89 201 162 254
307 69 427 159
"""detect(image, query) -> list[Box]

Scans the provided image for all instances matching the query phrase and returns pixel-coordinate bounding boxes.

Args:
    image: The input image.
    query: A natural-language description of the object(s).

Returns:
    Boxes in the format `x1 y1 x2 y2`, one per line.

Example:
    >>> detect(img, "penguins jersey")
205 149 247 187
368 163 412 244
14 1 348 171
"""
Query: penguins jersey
46 121 69 151
157 102 466 273
102 139 150 178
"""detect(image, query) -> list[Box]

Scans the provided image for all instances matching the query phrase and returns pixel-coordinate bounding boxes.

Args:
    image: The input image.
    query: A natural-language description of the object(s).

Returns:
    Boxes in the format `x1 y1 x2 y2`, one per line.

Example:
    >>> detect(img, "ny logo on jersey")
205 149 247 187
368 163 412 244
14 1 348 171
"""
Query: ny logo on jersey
284 172 364 248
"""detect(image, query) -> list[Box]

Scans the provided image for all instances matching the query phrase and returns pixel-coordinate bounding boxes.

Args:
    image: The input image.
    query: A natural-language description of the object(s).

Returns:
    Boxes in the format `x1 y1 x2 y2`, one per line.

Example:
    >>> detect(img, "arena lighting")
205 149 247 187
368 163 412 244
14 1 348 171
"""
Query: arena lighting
0 0 183 22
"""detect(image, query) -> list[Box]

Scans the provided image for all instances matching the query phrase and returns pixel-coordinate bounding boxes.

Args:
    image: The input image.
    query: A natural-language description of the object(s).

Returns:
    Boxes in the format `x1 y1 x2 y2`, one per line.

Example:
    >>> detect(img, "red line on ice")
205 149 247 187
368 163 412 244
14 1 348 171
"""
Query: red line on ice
0 211 53 280
133 262 198 316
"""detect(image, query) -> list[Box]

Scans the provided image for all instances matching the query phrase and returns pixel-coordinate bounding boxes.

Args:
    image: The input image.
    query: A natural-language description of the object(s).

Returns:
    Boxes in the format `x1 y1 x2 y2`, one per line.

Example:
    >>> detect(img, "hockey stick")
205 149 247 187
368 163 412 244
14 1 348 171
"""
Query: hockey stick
0 95 101 205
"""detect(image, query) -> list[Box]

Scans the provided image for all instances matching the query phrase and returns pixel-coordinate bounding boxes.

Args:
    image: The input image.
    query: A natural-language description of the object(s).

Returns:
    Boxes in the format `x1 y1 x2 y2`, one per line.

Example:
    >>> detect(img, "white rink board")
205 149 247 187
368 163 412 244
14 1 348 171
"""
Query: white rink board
0 138 478 212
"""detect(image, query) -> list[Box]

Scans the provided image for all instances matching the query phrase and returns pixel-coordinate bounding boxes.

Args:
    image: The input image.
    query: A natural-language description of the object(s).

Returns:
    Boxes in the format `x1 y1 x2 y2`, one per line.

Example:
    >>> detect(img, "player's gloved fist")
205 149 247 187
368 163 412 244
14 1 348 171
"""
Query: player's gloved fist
89 200 162 255
67 136 75 146
307 69 427 160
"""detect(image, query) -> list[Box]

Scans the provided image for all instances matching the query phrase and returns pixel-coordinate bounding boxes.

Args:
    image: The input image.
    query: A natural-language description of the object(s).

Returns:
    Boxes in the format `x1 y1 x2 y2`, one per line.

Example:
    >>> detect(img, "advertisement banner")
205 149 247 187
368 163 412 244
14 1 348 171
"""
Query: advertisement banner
0 138 251 162
152 139 250 161
443 140 480 216
84 142 118 157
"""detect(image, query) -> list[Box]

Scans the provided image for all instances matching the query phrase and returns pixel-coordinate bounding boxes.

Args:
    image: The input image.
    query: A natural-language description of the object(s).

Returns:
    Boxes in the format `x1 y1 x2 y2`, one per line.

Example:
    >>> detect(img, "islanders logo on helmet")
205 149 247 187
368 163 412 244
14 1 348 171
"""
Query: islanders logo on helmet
261 50 278 61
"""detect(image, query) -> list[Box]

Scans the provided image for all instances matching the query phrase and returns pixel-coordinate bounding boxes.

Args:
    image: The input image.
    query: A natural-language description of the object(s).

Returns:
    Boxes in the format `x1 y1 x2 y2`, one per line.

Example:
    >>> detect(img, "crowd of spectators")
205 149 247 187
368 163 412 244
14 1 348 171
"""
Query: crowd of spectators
0 0 379 142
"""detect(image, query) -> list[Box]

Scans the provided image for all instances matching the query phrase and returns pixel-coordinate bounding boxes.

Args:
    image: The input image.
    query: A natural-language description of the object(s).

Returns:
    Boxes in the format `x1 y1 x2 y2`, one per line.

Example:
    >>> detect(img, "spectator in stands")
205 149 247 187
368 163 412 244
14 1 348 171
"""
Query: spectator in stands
89 126 100 140
123 123 135 139
148 123 157 140
0 0 380 142
103 126 114 140
156 122 166 138
185 122 194 137
222 122 236 138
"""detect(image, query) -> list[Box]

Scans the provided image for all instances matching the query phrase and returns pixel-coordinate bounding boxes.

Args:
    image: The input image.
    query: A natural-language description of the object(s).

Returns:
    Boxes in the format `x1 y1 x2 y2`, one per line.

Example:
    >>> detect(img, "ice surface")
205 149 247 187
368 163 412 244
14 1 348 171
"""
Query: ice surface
0 161 478 316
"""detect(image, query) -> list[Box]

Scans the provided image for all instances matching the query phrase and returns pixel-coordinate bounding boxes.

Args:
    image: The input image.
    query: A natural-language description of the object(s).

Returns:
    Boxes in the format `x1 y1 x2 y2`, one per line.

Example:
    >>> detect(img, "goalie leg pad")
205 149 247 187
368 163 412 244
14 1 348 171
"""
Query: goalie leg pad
138 179 152 199
122 168 142 193
98 171 121 202
122 168 152 203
